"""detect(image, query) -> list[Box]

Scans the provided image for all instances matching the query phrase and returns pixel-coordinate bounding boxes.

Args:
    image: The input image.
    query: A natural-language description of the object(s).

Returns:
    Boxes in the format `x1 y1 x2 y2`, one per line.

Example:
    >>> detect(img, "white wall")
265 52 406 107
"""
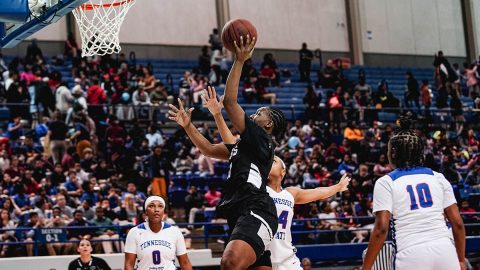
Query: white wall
228 0 349 51
27 17 68 41
359 0 466 56
472 0 480 56
118 0 217 46
0 249 220 270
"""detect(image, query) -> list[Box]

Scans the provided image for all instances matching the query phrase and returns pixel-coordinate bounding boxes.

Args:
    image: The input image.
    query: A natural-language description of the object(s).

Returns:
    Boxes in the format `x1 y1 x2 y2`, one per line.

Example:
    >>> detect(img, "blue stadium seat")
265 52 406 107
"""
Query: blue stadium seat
0 107 10 120
168 188 188 208
378 112 397 123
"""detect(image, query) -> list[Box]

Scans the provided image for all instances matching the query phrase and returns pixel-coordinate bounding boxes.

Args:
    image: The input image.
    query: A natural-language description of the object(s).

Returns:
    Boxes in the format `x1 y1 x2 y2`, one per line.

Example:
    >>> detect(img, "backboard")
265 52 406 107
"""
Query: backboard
0 0 88 48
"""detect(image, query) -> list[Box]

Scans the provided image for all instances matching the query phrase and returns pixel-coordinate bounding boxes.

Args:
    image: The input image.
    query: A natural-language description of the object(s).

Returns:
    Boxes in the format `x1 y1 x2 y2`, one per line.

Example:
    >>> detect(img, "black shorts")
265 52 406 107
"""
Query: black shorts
229 208 278 260
248 250 272 269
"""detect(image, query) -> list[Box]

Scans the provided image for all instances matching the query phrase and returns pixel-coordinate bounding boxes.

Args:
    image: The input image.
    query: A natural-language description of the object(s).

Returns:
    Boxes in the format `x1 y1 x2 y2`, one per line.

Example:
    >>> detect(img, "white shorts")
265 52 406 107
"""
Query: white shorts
395 238 460 270
272 255 302 270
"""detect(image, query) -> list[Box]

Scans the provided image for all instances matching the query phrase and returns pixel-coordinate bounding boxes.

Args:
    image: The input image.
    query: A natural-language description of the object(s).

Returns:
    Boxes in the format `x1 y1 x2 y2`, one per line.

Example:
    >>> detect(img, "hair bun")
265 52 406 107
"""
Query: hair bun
396 112 414 130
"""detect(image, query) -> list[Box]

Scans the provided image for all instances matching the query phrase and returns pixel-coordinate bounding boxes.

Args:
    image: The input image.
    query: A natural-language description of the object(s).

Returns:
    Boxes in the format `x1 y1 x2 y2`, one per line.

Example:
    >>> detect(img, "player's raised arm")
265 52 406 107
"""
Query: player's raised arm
286 174 350 204
202 86 236 144
168 98 229 160
223 35 256 133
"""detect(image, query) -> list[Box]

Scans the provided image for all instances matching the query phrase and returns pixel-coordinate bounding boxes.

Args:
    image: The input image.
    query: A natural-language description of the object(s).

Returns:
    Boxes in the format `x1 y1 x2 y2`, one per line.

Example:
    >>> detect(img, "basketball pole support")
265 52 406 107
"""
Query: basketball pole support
0 0 88 48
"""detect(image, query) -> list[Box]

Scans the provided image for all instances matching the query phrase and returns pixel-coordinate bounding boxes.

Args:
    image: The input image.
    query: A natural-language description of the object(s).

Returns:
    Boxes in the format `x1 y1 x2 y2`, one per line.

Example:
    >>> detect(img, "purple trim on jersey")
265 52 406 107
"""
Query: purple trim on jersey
388 167 433 181
137 223 146 230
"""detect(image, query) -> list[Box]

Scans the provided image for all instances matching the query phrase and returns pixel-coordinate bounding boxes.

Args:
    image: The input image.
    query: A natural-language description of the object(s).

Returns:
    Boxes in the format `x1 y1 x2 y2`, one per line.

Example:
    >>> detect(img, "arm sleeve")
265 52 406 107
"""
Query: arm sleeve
124 227 137 254
439 174 457 209
372 177 393 213
240 114 271 161
175 228 188 256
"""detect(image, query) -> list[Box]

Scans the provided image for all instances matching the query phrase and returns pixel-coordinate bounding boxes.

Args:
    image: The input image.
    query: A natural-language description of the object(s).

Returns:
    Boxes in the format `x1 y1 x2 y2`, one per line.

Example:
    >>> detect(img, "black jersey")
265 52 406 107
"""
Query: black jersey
217 114 275 217
68 256 112 270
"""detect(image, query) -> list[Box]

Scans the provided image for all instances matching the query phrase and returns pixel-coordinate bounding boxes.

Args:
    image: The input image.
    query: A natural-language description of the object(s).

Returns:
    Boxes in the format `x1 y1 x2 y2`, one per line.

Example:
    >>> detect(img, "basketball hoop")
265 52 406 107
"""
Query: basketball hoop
72 0 135 57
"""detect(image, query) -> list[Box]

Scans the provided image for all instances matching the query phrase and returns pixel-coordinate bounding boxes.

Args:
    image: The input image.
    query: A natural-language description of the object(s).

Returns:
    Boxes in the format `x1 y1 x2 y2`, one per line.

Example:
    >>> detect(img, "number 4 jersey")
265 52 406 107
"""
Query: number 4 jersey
266 186 298 265
373 167 457 252
124 222 187 270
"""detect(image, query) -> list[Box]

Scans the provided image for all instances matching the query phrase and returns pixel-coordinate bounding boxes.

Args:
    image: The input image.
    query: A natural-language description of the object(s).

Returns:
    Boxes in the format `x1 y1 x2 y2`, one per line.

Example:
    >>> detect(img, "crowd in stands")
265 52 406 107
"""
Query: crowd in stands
0 36 479 258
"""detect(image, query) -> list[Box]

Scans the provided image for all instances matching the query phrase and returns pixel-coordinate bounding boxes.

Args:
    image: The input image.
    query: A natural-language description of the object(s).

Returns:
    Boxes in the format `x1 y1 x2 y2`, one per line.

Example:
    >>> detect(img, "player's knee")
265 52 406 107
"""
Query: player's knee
221 251 242 270
220 256 238 270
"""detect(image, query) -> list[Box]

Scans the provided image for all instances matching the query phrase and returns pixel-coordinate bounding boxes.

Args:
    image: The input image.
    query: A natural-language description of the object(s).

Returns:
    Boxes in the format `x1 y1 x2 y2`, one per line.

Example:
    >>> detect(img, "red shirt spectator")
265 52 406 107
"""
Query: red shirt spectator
204 187 221 207
87 81 107 105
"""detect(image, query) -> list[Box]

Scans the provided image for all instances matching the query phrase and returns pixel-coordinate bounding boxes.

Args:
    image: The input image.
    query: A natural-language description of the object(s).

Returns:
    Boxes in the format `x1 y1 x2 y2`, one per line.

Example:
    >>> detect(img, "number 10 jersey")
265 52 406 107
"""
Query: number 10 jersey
373 167 457 253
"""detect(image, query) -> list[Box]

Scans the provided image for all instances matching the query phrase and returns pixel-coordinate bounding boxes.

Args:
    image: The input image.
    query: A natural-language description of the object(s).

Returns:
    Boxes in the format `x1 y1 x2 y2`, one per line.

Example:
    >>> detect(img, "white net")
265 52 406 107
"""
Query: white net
72 0 135 57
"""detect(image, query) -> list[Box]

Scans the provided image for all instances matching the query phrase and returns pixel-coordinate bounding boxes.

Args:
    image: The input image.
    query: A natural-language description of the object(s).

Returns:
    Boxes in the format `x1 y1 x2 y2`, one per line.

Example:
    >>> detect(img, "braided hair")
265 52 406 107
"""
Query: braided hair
266 107 286 144
389 113 424 168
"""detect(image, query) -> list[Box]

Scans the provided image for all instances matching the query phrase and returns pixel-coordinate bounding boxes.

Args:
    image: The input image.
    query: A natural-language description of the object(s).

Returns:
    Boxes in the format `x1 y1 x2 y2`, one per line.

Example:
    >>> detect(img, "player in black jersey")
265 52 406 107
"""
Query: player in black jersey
68 239 111 270
169 36 286 269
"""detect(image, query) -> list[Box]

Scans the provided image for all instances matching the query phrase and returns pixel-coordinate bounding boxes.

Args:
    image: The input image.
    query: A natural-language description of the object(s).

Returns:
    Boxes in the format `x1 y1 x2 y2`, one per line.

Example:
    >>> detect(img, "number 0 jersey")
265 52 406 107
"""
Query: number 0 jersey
266 186 296 264
124 222 187 270
373 167 457 252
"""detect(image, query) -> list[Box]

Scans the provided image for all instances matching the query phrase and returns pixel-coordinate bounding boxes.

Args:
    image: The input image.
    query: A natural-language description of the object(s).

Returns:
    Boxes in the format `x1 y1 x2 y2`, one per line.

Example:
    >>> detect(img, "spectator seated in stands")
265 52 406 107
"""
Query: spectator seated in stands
0 208 17 257
242 76 257 104
149 80 168 104
204 186 221 207
117 194 140 225
22 211 44 256
67 210 92 253
77 198 96 221
254 74 277 105
7 116 24 147
261 53 280 86
145 124 164 148
121 182 146 206
373 80 399 109
465 164 480 192
337 153 358 176
45 206 71 255
91 207 122 254
184 185 207 229
174 149 194 175
303 86 321 122
259 64 277 87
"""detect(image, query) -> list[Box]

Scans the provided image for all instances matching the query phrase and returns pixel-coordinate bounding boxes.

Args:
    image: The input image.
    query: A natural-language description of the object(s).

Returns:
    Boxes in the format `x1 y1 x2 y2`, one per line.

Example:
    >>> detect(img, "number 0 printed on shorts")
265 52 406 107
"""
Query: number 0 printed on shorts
152 250 161 265
406 183 433 210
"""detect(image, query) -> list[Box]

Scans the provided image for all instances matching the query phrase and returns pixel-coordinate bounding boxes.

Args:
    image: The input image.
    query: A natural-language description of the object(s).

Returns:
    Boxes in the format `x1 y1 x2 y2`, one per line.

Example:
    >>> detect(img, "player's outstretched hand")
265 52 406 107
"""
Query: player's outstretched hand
234 34 256 62
338 174 351 192
202 86 224 115
168 98 194 128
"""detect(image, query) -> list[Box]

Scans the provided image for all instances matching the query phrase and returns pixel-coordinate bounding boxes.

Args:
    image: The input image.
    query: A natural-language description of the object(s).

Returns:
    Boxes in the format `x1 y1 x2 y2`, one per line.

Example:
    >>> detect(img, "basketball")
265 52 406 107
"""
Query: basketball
221 18 257 52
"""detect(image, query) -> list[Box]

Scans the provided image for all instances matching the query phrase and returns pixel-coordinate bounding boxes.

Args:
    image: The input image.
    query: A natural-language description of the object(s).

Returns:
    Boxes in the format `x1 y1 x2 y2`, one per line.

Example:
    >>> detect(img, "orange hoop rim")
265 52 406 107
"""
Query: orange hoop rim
79 0 134 10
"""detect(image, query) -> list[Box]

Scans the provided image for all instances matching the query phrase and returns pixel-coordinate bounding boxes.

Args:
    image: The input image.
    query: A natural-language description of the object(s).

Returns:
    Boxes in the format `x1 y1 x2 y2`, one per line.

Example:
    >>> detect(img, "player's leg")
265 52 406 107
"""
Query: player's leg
222 211 276 270
221 239 257 270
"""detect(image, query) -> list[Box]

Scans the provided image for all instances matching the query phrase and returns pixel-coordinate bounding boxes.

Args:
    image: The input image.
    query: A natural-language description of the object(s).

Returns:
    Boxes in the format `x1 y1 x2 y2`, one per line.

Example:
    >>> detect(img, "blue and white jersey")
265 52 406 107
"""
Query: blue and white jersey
125 222 187 270
266 186 296 264
373 167 457 252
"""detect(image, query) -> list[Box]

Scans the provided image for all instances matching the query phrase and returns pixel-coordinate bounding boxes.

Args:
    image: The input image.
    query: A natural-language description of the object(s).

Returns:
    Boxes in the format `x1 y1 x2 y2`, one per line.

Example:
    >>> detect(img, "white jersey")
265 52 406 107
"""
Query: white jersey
373 167 457 252
125 222 187 270
266 186 297 264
